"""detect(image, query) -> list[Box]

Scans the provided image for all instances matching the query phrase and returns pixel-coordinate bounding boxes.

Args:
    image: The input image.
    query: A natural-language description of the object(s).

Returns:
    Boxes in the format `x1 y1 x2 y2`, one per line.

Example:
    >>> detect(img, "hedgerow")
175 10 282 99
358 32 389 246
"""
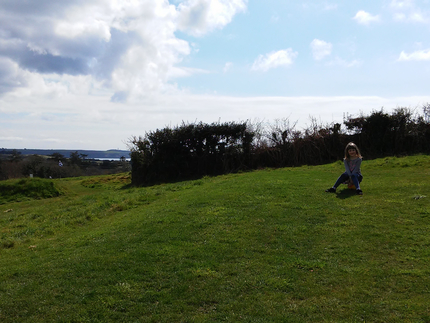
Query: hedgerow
130 105 430 186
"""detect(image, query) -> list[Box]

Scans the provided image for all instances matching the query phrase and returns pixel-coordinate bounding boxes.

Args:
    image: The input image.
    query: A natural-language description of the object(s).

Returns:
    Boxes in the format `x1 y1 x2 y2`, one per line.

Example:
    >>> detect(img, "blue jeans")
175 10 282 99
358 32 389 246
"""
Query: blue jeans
333 172 362 190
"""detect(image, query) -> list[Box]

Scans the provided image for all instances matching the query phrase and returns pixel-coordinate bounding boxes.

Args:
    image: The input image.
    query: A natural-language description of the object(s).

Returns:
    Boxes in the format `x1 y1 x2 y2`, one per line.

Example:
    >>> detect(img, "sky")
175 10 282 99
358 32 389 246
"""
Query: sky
1 0 430 150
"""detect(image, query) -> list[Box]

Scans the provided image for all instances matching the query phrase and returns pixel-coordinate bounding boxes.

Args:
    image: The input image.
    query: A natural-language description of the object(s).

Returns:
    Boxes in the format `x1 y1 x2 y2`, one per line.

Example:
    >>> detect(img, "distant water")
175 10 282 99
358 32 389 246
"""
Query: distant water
95 157 131 161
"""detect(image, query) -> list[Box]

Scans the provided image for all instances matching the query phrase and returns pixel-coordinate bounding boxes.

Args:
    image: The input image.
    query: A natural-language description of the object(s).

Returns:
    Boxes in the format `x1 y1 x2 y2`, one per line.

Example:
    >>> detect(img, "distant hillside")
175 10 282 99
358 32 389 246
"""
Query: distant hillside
0 148 130 159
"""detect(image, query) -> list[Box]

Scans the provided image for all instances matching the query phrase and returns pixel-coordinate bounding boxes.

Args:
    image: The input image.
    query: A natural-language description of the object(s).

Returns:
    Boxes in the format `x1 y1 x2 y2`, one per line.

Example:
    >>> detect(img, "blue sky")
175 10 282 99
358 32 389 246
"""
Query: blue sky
177 0 430 96
1 0 430 150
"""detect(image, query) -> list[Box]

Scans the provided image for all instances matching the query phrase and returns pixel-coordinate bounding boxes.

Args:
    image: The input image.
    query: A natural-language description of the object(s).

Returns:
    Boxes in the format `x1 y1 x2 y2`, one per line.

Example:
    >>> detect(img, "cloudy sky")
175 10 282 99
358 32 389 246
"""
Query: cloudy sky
1 0 430 150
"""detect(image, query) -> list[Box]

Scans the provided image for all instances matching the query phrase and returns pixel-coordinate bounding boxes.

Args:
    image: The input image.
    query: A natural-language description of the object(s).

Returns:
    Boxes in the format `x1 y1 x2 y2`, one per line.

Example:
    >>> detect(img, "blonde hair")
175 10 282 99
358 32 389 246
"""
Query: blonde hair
344 142 362 159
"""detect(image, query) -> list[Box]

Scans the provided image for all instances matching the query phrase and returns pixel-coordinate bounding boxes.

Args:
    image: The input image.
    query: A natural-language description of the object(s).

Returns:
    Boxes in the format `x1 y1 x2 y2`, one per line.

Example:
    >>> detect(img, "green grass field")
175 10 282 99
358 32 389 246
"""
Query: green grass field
1 155 429 322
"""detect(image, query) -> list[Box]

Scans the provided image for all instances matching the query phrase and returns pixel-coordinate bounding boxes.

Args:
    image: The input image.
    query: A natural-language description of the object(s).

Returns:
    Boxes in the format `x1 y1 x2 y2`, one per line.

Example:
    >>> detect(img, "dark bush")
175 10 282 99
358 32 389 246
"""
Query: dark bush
129 121 254 186
129 106 430 186
344 107 430 158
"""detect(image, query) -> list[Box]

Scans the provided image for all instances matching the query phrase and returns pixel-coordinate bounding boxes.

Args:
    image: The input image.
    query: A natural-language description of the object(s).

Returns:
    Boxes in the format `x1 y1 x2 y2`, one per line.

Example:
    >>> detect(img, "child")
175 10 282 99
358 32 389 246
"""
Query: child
325 142 363 195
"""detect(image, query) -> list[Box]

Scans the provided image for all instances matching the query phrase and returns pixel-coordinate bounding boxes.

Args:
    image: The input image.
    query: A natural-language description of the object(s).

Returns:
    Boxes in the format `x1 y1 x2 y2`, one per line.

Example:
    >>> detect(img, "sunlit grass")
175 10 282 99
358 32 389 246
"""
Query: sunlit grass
1 155 429 322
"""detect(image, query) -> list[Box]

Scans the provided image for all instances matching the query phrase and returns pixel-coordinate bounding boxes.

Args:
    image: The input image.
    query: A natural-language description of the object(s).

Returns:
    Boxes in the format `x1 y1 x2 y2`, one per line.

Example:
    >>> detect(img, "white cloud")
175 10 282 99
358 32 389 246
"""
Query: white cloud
409 11 427 22
310 39 332 61
168 66 210 79
393 11 428 22
0 0 247 102
390 0 413 9
0 57 29 93
398 49 430 61
389 0 429 23
251 49 298 72
2 92 430 150
177 0 247 36
353 10 381 25
223 62 233 73
393 12 407 21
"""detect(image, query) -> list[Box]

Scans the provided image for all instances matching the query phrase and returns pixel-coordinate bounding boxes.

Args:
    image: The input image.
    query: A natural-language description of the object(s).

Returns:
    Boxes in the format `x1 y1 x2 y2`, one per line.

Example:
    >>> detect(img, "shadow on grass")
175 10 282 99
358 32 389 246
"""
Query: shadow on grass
120 183 134 190
335 188 361 199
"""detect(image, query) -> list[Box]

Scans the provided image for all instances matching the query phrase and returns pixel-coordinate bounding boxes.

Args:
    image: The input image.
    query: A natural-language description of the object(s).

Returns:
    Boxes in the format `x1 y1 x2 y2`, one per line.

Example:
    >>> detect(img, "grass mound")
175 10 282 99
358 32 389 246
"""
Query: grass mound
81 172 131 189
0 178 61 204
0 155 429 322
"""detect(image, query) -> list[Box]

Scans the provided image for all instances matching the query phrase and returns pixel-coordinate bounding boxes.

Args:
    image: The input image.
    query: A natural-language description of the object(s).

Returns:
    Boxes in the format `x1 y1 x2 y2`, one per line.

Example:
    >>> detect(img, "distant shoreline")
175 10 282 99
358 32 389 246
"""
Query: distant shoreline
0 148 130 160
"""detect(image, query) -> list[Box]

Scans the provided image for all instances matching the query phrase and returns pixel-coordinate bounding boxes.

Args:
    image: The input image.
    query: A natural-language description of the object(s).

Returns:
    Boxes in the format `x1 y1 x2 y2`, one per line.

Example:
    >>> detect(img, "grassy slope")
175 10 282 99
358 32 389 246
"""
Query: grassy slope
0 178 61 204
0 156 429 322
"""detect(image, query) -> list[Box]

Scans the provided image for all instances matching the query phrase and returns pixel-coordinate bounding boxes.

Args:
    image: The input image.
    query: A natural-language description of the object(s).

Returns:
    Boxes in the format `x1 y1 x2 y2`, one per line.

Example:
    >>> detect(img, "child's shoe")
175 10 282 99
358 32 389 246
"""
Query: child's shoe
325 187 336 193
356 189 363 195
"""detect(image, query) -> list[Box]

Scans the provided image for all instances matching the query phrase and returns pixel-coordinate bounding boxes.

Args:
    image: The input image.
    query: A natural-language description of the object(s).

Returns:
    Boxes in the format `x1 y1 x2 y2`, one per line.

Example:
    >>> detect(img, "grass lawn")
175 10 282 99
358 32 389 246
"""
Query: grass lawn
1 155 430 322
